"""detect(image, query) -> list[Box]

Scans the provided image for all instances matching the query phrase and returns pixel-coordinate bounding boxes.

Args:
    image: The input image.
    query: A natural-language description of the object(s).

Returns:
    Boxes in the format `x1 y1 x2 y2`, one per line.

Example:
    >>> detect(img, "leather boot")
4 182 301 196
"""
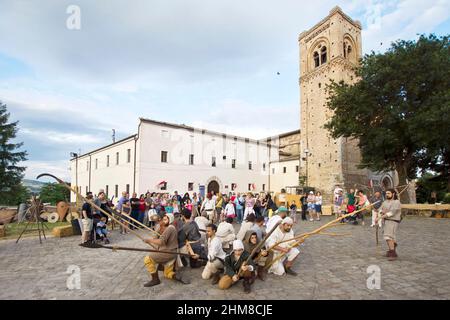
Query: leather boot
174 273 191 284
243 279 251 294
144 272 161 287
284 261 298 276
257 266 267 281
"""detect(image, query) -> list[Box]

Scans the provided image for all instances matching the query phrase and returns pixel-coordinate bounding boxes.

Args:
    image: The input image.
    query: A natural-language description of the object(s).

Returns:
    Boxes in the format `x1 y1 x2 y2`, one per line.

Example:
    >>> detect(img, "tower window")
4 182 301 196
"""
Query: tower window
321 46 327 64
314 52 320 68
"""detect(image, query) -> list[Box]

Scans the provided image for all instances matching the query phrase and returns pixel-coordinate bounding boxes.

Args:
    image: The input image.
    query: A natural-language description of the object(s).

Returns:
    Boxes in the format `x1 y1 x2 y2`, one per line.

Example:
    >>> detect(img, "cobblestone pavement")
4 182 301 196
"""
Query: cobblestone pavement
1 216 449 300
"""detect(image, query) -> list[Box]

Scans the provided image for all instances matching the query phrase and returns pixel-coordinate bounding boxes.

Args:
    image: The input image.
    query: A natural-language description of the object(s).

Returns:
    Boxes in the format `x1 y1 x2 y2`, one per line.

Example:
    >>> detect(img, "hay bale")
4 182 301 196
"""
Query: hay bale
0 225 5 237
52 225 74 237
321 205 333 216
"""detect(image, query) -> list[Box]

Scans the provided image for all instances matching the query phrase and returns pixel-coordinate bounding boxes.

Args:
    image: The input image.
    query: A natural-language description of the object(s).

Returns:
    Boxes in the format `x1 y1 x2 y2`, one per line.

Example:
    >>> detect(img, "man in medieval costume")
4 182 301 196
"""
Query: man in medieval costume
266 217 299 276
143 214 190 287
378 189 402 260
202 223 226 284
218 239 256 293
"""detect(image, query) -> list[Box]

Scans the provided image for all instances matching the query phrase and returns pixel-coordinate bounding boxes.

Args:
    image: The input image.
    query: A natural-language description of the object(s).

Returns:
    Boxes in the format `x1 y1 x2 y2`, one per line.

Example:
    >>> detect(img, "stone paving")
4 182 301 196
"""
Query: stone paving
1 216 449 300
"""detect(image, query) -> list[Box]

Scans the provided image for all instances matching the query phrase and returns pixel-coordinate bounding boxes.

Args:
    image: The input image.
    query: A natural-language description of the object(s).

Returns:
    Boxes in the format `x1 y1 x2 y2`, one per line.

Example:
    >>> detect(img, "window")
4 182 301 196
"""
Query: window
86 186 88 194
343 42 347 58
189 154 194 165
272 168 275 174
127 149 131 163
248 161 252 170
314 52 320 68
232 159 236 169
283 167 287 173
262 184 266 191
188 183 194 191
321 46 327 64
161 151 168 163
126 184 130 194
248 184 252 191
212 157 216 167
95 159 98 170
115 185 118 198
107 155 110 167
296 165 299 173
263 163 266 171
160 182 167 191
231 183 237 191
86 161 89 171
105 185 109 197
116 152 119 165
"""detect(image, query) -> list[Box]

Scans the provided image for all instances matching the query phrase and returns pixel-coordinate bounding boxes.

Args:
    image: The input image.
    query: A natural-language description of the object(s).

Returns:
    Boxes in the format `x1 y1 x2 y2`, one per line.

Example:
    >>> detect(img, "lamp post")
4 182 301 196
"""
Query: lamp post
304 149 310 187
70 152 79 205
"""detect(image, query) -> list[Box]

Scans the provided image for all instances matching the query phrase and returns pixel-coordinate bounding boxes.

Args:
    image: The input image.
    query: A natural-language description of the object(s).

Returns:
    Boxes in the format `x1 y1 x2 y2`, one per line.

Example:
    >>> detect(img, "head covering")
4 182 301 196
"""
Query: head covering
232 240 244 251
282 217 294 225
165 213 174 224
309 191 314 194
244 231 258 254
277 206 288 213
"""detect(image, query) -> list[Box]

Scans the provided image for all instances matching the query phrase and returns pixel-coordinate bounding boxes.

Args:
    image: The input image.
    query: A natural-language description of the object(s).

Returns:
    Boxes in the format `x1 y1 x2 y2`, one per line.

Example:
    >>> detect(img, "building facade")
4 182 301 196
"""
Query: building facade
70 118 279 201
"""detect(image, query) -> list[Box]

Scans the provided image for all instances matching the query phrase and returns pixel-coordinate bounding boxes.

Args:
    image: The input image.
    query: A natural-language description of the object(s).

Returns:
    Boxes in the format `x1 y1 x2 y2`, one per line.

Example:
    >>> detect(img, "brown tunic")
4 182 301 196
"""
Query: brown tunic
149 224 178 263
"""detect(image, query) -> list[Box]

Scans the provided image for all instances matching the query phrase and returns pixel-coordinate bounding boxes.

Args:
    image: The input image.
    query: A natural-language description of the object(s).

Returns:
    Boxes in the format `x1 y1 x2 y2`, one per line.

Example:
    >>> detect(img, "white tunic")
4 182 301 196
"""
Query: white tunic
266 226 299 275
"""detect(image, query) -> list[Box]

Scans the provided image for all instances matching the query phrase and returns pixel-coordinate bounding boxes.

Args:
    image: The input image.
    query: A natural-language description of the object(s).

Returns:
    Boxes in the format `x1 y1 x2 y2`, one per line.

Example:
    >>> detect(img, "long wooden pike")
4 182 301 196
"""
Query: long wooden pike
238 220 282 276
36 173 158 247
266 185 410 269
85 243 207 260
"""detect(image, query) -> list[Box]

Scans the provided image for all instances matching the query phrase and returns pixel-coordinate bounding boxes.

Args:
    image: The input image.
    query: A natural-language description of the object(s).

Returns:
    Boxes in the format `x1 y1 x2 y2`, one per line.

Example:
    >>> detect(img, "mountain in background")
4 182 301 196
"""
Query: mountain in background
22 179 47 194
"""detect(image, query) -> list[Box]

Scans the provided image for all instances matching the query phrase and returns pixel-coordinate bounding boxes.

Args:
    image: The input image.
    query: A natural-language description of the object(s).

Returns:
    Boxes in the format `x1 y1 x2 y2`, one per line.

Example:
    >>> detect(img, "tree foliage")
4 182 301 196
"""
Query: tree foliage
0 101 28 205
325 34 450 201
39 183 71 205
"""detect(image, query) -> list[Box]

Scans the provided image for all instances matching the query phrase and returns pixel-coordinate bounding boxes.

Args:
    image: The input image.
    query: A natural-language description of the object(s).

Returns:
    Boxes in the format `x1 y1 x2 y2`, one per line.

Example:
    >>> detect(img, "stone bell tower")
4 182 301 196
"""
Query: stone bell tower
299 6 369 201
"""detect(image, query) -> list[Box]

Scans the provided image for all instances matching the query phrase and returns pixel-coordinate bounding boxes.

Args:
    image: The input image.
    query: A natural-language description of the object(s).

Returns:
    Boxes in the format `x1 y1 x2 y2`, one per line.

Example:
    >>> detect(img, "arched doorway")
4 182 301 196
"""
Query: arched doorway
207 180 220 194
382 176 393 190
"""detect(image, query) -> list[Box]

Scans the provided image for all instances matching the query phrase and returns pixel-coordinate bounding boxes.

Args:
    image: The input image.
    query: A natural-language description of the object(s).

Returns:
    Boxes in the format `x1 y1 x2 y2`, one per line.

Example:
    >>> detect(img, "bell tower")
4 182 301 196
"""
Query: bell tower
299 6 368 200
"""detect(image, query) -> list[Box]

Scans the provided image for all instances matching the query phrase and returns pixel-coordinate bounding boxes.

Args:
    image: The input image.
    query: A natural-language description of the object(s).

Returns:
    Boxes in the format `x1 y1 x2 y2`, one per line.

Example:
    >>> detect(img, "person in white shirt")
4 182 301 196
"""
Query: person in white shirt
200 192 216 223
236 214 256 241
224 199 236 220
314 191 323 221
266 206 288 233
202 223 226 284
266 217 299 276
194 212 210 244
216 217 236 249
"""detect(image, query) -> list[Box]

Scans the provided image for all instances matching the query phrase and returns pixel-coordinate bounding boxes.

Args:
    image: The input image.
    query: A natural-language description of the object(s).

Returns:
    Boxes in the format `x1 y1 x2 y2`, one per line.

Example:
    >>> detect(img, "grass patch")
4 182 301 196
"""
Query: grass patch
1 221 71 240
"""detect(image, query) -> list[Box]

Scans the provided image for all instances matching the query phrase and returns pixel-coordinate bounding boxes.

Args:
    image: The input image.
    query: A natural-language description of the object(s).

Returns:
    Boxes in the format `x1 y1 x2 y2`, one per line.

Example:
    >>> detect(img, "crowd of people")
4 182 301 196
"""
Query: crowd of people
79 186 402 292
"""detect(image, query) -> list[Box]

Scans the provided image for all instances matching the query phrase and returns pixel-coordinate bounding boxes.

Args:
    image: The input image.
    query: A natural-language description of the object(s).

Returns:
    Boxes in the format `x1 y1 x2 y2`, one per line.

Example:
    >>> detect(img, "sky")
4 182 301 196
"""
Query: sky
0 0 449 181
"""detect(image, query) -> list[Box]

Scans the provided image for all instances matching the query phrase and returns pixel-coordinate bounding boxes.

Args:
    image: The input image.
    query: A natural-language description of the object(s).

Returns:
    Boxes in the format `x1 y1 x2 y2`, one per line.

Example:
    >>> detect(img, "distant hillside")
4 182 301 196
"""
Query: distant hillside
22 179 47 194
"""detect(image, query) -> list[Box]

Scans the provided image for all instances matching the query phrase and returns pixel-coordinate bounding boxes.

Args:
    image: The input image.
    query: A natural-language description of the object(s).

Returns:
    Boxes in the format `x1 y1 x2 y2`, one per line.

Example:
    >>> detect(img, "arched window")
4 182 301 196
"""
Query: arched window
313 52 320 68
343 43 347 58
321 46 327 64
347 45 352 57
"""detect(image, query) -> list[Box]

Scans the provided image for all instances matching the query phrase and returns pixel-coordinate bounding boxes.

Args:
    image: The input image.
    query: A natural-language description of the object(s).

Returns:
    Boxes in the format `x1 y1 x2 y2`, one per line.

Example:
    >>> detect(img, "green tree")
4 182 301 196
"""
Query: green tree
325 34 450 203
0 101 28 206
39 183 70 205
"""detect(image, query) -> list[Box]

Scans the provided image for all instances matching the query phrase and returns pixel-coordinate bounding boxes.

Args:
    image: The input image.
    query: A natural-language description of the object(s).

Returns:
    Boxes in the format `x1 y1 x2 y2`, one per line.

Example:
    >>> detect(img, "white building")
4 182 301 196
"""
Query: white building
70 118 285 201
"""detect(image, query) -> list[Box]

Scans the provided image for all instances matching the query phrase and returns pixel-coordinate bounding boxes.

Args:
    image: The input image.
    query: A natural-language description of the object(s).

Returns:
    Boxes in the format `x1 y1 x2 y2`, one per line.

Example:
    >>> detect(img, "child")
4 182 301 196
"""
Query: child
185 199 193 213
224 199 236 221
289 201 298 223
147 204 157 228
96 217 110 244
165 200 174 214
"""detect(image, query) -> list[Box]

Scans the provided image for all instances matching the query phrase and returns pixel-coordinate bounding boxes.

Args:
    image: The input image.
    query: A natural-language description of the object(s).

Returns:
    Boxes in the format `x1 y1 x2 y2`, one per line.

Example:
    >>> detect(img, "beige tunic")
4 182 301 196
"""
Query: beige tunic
148 225 178 263
381 199 402 241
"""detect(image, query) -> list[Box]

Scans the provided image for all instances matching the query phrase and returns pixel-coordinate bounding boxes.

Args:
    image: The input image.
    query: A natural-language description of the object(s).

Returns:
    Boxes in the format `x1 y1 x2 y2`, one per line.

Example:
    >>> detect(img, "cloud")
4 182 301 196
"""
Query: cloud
21 160 71 181
20 128 105 145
